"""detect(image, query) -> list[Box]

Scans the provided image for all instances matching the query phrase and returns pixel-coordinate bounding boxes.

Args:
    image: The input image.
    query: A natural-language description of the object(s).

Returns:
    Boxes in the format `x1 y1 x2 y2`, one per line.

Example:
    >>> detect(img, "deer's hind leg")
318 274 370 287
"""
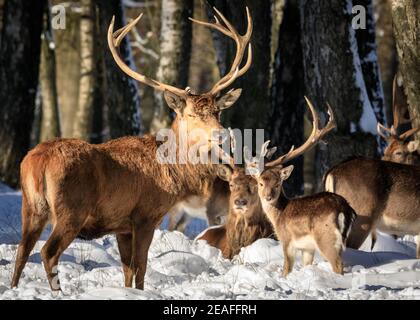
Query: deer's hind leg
316 231 344 275
302 250 315 266
11 196 48 288
40 206 88 291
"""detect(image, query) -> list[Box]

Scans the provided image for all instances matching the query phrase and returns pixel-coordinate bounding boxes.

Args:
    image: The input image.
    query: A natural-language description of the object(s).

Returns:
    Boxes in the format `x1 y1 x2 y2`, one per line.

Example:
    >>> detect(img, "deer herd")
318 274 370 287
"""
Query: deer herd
9 8 420 292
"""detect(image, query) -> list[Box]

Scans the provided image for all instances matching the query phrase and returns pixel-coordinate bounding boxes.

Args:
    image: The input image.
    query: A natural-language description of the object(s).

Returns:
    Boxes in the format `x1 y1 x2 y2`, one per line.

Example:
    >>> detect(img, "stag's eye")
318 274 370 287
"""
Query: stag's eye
395 151 403 156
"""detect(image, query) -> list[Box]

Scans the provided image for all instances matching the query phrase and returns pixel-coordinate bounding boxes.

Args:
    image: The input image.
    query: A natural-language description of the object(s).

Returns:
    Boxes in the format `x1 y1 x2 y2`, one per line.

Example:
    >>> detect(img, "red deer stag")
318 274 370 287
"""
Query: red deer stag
11 8 253 291
251 98 356 276
196 133 274 259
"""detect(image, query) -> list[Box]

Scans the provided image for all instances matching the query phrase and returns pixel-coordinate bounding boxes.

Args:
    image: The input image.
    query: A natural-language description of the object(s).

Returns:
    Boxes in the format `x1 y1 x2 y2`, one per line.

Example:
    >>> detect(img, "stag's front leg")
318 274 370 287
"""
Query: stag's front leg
116 233 134 287
132 222 155 290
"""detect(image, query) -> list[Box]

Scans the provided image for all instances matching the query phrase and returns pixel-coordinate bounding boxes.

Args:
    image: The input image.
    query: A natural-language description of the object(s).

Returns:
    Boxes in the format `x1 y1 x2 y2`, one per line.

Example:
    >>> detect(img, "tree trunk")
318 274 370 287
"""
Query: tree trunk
207 0 272 130
300 0 378 190
0 0 46 187
96 0 141 138
355 0 387 151
392 0 420 141
150 0 193 133
374 0 398 126
53 0 81 138
90 5 104 144
72 0 95 140
39 4 61 142
0 0 4 46
269 0 304 197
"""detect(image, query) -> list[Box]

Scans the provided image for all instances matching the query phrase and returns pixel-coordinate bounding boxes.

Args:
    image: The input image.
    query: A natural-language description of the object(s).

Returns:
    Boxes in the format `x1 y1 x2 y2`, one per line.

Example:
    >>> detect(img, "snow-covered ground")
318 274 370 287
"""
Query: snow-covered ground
0 183 419 300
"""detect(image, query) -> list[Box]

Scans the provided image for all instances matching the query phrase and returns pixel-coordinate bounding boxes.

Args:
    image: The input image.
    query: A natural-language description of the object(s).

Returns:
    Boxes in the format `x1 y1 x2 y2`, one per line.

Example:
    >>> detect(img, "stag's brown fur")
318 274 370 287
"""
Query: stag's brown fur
197 168 273 259
11 91 242 291
325 157 420 257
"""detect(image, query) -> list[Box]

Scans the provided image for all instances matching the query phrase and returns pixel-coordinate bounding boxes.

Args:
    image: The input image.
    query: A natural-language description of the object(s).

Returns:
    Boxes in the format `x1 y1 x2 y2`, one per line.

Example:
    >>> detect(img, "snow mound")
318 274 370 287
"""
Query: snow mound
0 183 420 299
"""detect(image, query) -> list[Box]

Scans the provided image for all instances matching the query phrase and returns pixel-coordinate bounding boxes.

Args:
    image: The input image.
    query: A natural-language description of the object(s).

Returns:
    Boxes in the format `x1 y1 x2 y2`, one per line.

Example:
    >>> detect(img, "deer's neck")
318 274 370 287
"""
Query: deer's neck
261 191 289 227
154 120 217 198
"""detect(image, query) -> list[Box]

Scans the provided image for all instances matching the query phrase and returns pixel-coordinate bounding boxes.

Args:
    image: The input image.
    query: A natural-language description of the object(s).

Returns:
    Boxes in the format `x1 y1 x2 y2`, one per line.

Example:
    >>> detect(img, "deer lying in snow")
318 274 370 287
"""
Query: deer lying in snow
325 76 420 253
11 8 253 291
196 137 275 258
167 179 229 232
251 98 356 276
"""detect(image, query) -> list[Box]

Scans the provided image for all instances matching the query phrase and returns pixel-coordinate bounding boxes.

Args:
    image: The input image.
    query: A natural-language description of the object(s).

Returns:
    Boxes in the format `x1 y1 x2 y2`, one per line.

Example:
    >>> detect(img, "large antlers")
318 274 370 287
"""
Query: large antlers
108 8 252 98
190 7 253 96
377 76 419 141
108 14 187 97
262 97 336 168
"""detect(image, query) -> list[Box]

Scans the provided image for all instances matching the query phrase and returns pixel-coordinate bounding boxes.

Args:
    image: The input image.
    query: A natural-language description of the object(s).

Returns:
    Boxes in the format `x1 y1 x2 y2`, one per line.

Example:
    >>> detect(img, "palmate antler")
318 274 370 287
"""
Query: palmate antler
377 76 419 141
108 7 253 97
245 97 336 174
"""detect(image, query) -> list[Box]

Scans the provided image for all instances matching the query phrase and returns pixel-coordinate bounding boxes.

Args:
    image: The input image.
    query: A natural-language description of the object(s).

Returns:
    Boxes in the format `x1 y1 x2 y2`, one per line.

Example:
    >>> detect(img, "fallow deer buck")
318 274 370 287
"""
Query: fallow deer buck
377 76 419 165
251 98 356 276
325 77 420 254
11 8 253 291
196 133 274 259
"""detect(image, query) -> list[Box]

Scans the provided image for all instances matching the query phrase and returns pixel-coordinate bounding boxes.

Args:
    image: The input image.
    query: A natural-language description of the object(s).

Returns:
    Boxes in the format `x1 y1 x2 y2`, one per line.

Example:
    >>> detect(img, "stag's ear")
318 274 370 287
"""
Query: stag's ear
407 140 420 153
164 91 186 111
217 165 233 182
216 89 242 110
279 165 294 181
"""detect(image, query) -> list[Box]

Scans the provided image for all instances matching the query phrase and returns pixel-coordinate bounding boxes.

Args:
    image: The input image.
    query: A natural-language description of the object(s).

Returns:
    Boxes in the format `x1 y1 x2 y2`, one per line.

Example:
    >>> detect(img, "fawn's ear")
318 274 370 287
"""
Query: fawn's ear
279 165 294 181
407 140 420 153
164 91 186 111
217 165 233 182
216 89 242 110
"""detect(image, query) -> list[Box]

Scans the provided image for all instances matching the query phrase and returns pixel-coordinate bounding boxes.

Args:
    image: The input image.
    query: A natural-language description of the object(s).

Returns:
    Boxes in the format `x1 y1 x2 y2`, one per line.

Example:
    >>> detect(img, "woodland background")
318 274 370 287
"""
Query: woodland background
0 0 419 197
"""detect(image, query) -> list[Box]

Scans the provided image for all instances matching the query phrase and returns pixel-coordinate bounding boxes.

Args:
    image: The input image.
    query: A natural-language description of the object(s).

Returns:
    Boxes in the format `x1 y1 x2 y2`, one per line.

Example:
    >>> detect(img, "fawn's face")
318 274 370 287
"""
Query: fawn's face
255 165 294 205
382 139 419 165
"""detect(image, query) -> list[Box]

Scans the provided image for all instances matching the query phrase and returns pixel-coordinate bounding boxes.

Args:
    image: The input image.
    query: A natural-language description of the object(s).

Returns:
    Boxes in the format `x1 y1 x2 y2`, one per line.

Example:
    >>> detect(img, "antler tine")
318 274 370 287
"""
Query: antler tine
107 14 186 97
392 75 402 132
228 127 237 155
266 97 336 167
399 127 420 141
377 123 390 139
114 15 142 47
190 7 253 96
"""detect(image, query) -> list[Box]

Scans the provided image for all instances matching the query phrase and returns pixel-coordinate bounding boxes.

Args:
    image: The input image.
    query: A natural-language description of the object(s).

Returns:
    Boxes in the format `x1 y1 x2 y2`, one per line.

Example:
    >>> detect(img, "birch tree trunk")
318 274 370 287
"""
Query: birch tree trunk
150 0 193 133
39 5 61 142
0 0 46 187
300 0 378 190
391 0 420 141
269 0 304 197
374 0 397 126
53 0 81 138
208 0 272 130
72 0 95 140
96 0 141 138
